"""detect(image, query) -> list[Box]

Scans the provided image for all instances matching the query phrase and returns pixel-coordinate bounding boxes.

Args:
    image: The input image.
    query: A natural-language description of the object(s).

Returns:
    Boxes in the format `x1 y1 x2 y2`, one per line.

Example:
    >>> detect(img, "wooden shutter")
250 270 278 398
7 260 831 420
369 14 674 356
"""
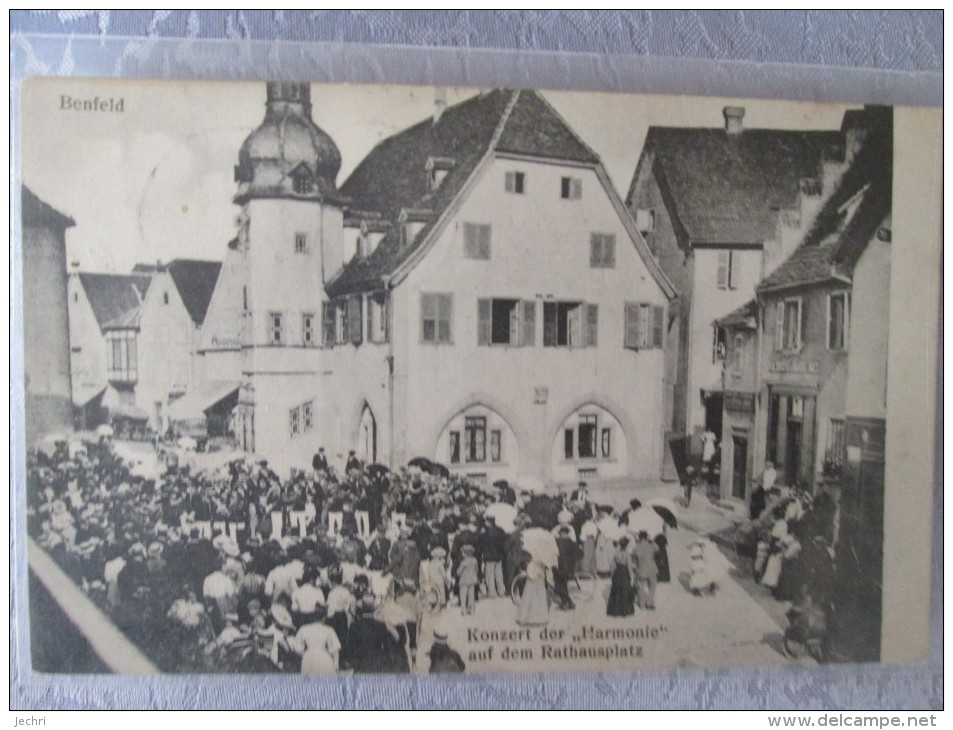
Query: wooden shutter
717 250 729 289
521 300 536 346
463 224 477 258
438 294 452 342
322 302 335 346
589 235 601 266
505 171 515 193
605 235 616 267
509 304 520 346
652 305 664 348
366 296 374 343
477 298 491 345
774 301 784 351
348 297 363 344
586 304 599 347
381 294 389 343
480 225 491 259
798 298 805 350
728 251 740 289
624 302 638 349
571 178 582 199
543 302 557 347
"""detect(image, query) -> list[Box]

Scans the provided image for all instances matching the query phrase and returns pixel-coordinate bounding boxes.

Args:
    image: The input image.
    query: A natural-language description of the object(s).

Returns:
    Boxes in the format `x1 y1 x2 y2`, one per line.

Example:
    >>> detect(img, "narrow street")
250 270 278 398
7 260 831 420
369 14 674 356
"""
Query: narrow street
425 480 807 674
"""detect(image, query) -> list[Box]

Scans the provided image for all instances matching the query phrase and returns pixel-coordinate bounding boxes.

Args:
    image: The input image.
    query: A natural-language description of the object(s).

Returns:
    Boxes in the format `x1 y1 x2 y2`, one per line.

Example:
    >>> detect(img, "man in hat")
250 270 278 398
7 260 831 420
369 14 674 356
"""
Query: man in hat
427 628 465 674
366 523 391 571
345 450 361 474
456 544 479 616
419 545 450 609
312 447 329 474
630 530 660 610
481 515 507 598
387 525 421 588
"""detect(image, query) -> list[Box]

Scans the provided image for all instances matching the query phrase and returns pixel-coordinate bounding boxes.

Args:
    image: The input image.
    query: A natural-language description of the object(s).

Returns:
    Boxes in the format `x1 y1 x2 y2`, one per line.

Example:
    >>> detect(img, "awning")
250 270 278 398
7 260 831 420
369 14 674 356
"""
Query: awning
168 381 239 422
109 402 150 421
74 386 107 409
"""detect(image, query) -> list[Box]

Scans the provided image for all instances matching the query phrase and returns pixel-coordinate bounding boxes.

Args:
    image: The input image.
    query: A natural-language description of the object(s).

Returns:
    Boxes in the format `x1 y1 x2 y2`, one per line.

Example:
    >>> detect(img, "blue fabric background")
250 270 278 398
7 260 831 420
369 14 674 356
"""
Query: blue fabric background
9 10 943 710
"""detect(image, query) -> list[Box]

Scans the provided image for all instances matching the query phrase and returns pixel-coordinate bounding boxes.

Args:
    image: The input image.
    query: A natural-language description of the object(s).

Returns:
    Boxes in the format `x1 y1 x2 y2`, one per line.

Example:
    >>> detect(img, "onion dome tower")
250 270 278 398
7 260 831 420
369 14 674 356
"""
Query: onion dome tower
234 82 342 203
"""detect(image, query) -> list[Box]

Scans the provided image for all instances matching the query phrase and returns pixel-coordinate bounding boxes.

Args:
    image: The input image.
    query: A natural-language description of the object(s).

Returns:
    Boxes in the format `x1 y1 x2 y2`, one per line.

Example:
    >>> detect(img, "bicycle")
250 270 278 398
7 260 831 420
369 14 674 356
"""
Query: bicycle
510 569 596 606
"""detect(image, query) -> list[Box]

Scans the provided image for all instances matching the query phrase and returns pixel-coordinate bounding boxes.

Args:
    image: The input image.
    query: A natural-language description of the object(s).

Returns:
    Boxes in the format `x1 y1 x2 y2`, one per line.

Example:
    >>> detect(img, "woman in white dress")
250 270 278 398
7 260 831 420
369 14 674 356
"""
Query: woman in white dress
293 613 341 675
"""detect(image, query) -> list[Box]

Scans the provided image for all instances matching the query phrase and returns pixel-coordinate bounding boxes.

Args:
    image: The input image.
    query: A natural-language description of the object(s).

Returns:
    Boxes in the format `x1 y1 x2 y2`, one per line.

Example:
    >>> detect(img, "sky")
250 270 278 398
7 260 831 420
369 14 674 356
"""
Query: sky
20 78 852 273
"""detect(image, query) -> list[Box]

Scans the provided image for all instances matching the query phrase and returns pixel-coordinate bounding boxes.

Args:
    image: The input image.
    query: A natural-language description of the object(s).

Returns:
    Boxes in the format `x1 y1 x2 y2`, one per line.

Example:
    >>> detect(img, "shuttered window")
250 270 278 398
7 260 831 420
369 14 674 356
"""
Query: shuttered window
586 304 599 346
590 233 616 268
348 297 363 344
624 302 664 350
522 300 536 346
422 293 453 343
322 302 335 346
463 223 491 259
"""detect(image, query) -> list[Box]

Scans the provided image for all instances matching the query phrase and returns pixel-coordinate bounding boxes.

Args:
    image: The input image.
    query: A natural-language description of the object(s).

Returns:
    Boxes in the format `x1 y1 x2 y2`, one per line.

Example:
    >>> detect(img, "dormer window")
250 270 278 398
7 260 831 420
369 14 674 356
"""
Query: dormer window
425 156 455 192
800 177 823 197
356 234 369 259
291 164 314 195
293 174 313 194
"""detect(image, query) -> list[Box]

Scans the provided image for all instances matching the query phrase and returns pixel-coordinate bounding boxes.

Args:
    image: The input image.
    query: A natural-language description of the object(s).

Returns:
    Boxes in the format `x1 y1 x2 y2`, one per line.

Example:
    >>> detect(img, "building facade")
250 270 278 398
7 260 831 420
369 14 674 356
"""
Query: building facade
22 187 75 445
625 108 846 477
710 106 892 502
199 83 676 483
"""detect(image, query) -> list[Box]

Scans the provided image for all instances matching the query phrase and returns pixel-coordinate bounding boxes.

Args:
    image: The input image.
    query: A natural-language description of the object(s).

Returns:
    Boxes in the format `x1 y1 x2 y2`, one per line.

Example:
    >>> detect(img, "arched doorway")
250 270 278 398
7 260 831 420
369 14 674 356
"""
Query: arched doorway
550 402 629 485
358 403 377 464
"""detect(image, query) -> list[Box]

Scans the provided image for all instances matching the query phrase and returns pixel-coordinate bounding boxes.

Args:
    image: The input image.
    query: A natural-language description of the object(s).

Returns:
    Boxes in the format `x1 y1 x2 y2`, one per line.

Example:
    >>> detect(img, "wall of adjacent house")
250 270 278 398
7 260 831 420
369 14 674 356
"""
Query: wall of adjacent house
196 245 246 384
846 228 891 420
136 271 196 432
627 158 686 436
756 282 851 489
688 246 763 432
393 156 669 488
67 274 107 416
23 223 73 443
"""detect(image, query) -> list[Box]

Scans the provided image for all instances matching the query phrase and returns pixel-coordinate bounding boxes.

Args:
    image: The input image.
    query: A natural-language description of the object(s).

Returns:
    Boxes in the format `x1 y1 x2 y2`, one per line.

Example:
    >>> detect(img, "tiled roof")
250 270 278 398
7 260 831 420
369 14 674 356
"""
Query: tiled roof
632 127 844 244
22 186 75 229
165 259 223 326
78 273 151 331
716 298 758 329
327 89 601 297
757 108 892 293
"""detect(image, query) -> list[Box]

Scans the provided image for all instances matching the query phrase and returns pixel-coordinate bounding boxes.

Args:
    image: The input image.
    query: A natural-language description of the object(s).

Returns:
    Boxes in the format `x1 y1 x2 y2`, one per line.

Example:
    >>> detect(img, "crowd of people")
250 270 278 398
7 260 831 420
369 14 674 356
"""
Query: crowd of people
27 436 679 674
737 464 838 609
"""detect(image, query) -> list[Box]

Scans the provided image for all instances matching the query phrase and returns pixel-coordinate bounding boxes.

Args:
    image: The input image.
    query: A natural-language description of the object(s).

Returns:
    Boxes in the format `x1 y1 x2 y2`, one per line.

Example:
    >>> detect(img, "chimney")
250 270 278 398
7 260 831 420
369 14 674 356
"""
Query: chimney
433 87 447 125
723 106 745 135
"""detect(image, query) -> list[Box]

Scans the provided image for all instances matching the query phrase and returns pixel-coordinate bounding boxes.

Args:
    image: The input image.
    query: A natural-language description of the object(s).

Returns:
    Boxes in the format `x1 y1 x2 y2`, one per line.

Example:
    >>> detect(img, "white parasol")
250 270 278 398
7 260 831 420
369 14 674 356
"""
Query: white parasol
521 527 559 568
485 502 518 534
96 424 114 437
596 515 627 542
625 507 666 538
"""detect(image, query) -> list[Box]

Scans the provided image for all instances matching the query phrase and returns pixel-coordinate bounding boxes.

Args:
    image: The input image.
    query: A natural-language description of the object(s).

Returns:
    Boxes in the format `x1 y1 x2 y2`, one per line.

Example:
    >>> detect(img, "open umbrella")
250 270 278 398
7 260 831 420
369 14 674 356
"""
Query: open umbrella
596 515 627 542
484 502 518 534
366 463 390 480
428 461 450 478
625 507 665 537
407 456 433 471
521 527 559 568
96 424 114 437
647 497 679 529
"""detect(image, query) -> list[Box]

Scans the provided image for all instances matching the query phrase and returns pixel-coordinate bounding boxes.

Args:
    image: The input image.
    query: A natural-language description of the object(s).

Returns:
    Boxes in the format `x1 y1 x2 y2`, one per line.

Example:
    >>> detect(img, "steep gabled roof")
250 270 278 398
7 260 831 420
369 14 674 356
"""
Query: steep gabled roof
78 273 151 332
757 108 892 294
327 89 605 298
630 126 844 245
22 186 75 229
165 259 222 326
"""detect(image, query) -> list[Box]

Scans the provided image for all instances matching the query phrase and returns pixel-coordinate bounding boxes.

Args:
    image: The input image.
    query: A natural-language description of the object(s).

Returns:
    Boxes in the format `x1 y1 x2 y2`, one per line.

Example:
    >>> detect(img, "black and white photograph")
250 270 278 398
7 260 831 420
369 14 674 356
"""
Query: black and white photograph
18 78 939 676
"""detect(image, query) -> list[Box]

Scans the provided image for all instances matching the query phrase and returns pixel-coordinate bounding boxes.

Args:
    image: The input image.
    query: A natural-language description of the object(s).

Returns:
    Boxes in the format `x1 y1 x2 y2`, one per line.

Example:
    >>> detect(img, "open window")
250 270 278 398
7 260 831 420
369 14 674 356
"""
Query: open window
477 298 536 346
543 301 598 348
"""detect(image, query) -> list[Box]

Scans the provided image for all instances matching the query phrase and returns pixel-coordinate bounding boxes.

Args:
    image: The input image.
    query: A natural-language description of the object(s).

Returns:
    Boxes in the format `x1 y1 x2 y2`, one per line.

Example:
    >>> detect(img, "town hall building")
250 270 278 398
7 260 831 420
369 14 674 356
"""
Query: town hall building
198 82 676 485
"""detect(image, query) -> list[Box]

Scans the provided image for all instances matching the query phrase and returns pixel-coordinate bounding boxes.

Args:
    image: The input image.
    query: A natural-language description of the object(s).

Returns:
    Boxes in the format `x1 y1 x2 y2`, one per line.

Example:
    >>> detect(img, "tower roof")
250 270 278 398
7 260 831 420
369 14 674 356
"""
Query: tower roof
234 82 342 204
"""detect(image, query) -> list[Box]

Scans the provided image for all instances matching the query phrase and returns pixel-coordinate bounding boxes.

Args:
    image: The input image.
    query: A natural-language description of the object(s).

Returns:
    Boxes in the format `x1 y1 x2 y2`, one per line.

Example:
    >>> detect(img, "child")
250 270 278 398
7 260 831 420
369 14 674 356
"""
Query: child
456 544 479 616
688 539 719 596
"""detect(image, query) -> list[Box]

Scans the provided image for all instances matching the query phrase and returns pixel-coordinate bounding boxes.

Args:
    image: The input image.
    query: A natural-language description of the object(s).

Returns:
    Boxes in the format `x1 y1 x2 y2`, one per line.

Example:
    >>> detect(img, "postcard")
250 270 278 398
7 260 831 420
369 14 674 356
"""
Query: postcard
18 77 940 675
